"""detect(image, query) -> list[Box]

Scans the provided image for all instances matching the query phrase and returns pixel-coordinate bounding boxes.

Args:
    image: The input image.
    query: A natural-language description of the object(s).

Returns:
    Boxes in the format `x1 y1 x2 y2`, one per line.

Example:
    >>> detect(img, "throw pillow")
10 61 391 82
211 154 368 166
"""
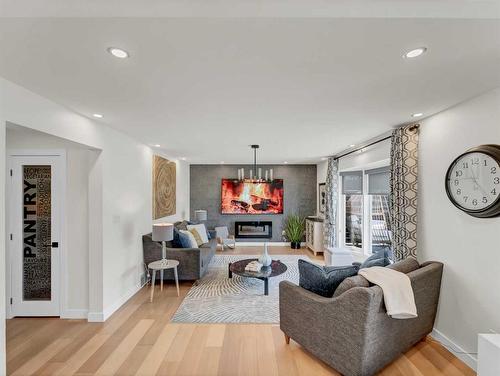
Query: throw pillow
359 249 391 269
298 259 359 297
171 227 182 248
176 220 192 231
189 228 204 246
179 230 198 248
187 224 209 244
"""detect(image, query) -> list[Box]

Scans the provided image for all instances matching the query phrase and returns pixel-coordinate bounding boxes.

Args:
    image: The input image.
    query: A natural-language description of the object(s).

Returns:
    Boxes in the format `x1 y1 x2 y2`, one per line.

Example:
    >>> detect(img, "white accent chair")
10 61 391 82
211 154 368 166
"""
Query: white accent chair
215 226 236 251
325 247 354 266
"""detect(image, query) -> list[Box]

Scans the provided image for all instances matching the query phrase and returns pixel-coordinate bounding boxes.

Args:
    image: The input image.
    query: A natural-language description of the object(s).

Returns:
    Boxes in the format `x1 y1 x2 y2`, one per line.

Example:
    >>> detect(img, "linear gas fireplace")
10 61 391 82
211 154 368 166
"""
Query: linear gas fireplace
235 221 272 239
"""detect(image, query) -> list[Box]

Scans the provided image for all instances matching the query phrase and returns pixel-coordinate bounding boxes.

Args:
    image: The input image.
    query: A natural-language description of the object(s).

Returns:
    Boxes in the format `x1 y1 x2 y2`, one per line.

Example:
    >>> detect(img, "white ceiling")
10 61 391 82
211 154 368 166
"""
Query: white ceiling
1 0 500 18
0 16 499 163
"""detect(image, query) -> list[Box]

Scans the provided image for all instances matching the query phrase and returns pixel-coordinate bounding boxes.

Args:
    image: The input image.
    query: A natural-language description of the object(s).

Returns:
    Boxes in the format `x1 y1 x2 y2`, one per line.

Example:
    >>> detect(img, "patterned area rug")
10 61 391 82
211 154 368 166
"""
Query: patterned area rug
171 254 310 324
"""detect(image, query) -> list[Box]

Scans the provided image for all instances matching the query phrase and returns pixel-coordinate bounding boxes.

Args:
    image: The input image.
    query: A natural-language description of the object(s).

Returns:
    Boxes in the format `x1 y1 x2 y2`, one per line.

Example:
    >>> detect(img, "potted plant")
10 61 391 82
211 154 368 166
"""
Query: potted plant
284 214 305 249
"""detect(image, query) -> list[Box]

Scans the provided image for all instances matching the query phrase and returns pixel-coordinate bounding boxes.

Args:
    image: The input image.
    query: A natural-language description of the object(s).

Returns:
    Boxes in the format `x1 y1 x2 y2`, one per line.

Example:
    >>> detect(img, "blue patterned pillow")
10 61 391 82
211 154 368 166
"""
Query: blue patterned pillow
170 227 183 248
178 231 192 248
298 260 359 297
359 249 391 269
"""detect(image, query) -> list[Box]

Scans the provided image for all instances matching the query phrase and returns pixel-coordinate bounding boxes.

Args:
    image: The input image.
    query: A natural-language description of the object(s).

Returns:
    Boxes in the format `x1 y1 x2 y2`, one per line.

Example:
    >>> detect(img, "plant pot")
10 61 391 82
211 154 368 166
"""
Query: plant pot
290 241 301 249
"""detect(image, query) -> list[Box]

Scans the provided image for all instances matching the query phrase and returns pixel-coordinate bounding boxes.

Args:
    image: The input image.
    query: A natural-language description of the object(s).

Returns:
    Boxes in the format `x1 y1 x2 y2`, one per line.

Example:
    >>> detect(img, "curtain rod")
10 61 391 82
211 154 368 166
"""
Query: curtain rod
332 124 419 160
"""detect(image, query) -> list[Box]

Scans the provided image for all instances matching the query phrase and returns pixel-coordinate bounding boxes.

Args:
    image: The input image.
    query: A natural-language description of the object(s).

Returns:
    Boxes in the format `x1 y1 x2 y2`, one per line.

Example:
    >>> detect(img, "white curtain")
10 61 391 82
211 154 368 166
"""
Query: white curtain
323 157 339 249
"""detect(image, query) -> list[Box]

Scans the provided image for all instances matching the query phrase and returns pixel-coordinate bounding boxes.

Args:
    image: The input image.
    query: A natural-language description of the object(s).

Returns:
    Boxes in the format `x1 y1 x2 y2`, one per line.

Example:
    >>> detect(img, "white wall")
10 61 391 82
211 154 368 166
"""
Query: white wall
0 77 189 328
338 139 391 172
419 88 500 369
6 126 93 318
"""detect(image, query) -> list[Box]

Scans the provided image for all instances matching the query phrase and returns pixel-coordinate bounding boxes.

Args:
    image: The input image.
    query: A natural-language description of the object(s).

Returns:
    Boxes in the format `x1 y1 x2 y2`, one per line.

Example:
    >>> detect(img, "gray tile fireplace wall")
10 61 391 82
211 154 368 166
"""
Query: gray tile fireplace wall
190 164 317 242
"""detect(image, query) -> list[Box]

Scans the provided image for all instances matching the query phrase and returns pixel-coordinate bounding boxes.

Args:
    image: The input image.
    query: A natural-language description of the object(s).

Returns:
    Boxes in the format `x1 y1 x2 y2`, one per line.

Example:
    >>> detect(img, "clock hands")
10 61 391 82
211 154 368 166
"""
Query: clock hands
467 163 492 201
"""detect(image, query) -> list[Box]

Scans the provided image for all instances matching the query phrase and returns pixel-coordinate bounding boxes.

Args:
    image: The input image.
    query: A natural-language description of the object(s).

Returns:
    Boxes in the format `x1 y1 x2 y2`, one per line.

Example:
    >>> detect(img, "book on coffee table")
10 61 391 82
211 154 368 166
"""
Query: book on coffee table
244 261 263 272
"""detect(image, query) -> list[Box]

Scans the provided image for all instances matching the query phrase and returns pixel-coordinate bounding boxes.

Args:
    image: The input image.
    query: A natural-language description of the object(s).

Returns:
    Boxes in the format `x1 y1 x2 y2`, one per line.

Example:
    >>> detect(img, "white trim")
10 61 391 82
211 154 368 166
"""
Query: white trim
61 309 88 319
338 158 391 173
235 241 306 247
88 281 146 322
431 328 477 371
7 149 66 318
362 173 371 256
87 311 105 322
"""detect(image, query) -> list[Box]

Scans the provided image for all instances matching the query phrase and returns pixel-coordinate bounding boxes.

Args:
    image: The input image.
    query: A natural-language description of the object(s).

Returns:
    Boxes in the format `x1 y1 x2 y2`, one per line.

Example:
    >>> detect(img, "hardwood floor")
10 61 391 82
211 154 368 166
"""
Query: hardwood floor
6 246 475 376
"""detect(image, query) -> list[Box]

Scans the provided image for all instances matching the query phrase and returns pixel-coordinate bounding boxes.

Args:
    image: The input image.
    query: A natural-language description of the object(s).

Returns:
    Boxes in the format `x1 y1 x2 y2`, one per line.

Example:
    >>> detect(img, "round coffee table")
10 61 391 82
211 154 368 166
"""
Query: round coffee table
228 258 287 295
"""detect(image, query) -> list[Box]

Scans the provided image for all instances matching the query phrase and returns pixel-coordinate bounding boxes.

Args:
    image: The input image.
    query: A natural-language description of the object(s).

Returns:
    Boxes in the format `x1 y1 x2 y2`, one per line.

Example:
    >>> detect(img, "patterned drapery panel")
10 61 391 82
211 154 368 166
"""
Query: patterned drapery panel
390 125 419 261
323 157 339 249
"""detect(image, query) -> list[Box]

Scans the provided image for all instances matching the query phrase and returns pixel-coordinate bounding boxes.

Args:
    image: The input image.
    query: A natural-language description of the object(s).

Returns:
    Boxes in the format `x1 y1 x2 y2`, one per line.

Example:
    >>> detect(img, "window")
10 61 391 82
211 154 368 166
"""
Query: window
344 194 363 249
340 171 364 250
339 167 392 256
370 194 392 254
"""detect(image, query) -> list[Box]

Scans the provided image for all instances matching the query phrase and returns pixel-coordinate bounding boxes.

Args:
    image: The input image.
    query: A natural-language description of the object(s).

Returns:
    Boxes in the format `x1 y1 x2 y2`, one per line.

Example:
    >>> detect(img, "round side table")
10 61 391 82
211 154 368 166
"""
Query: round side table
148 259 180 302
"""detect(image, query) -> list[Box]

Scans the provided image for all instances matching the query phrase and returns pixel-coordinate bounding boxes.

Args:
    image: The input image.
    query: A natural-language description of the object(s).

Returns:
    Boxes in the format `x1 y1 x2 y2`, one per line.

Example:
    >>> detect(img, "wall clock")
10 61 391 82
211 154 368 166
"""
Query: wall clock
445 144 500 218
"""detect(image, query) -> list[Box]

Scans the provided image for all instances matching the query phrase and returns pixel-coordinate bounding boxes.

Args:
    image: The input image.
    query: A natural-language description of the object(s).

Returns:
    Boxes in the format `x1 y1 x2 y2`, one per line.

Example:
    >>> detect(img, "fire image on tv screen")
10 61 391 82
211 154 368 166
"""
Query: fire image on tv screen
221 179 284 214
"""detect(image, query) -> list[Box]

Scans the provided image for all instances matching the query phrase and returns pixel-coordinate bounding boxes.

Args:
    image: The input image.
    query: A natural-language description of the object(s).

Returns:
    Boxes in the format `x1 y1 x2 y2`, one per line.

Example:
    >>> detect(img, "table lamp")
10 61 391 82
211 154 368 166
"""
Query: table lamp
194 209 207 222
152 223 174 265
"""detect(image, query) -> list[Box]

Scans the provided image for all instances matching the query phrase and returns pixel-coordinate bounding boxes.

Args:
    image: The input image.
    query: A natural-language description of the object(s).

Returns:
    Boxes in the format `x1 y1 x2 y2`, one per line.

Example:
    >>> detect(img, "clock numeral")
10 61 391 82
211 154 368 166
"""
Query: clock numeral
454 179 459 186
463 196 468 203
492 188 497 196
494 177 500 184
462 162 469 169
491 167 497 174
456 189 461 195
472 199 478 206
482 197 488 204
456 170 463 177
484 159 488 166
471 157 479 165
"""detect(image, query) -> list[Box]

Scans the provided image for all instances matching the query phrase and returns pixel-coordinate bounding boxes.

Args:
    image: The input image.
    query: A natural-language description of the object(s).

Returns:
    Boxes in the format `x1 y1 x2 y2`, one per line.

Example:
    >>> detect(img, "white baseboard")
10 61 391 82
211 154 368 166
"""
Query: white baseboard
431 328 477 371
61 309 88 319
87 311 105 322
88 281 146 322
235 241 306 247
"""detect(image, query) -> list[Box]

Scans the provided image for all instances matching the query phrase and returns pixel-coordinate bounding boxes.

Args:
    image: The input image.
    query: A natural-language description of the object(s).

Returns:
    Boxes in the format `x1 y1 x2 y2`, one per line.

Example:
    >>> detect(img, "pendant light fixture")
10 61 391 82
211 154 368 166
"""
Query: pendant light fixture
237 145 274 182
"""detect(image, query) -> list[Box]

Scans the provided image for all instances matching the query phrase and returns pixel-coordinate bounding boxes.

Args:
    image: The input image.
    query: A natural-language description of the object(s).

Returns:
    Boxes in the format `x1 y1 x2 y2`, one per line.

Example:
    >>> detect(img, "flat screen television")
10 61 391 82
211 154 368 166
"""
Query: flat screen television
221 179 284 214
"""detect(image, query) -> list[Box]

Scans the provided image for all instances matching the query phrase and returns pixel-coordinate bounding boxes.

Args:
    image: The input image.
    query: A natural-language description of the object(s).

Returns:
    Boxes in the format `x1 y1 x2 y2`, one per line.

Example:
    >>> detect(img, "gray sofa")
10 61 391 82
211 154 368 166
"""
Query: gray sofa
279 258 443 376
142 222 217 281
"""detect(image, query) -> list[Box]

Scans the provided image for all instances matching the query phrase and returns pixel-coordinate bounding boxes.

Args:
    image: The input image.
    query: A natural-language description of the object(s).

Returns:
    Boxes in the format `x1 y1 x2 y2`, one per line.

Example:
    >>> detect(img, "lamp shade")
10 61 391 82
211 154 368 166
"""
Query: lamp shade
194 210 207 221
152 223 174 242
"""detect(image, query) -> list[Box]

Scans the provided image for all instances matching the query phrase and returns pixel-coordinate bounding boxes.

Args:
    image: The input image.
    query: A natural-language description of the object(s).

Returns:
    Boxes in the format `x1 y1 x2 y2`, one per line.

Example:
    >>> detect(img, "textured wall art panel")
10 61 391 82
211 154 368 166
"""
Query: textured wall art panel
23 165 52 301
153 155 176 219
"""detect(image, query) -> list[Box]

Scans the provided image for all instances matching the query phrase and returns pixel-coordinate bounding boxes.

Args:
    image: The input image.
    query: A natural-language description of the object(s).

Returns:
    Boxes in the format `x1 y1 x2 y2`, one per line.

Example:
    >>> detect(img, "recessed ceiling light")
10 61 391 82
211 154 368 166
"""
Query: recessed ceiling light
404 47 427 59
107 47 129 59
180 157 187 161
153 144 161 148
349 144 356 148
412 113 423 117
93 113 103 118
220 161 225 164
284 161 288 164
321 157 328 161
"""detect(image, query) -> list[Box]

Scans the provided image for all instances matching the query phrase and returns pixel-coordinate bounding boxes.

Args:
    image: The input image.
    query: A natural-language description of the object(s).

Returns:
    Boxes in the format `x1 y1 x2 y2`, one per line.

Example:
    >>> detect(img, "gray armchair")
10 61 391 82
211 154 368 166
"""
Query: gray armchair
279 259 443 376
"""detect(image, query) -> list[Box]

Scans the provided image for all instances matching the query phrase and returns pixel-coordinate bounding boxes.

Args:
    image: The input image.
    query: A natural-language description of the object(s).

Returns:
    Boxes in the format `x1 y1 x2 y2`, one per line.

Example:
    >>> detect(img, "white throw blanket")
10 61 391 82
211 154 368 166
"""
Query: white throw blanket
358 266 417 319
